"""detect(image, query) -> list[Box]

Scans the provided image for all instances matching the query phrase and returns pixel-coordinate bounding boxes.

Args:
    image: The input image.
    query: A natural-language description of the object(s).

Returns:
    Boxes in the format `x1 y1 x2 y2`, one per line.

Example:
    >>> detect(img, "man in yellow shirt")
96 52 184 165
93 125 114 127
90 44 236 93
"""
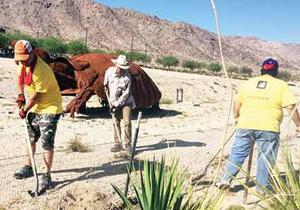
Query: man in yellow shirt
218 58 300 192
13 40 62 191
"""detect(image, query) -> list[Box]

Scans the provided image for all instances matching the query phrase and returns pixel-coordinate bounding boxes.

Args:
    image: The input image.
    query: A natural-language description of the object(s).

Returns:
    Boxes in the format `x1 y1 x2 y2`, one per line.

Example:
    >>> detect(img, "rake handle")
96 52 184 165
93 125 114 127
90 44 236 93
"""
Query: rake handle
206 129 236 168
24 119 39 196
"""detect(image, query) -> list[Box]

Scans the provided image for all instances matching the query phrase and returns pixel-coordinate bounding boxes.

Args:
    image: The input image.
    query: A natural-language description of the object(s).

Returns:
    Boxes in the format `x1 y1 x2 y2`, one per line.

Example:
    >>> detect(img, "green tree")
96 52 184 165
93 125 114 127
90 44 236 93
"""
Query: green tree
127 51 151 63
5 32 37 46
66 40 88 55
114 50 151 63
182 60 199 71
38 37 66 55
156 55 179 69
208 62 222 72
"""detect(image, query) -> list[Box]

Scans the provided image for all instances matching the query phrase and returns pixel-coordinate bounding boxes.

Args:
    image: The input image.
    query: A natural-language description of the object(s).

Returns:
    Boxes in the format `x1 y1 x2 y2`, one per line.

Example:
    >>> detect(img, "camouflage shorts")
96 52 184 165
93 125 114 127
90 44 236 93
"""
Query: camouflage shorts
26 112 61 150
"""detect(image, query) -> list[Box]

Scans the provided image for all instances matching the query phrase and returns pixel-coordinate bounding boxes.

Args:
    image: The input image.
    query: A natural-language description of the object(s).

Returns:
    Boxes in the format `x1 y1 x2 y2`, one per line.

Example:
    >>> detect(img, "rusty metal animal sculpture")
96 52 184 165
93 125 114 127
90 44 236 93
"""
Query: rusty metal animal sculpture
51 53 161 116
11 40 161 116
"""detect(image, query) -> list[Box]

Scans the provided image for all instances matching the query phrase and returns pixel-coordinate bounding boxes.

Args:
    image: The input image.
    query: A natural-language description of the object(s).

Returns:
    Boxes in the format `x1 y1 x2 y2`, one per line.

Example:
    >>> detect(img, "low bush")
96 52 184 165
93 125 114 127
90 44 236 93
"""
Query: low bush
66 135 89 152
156 55 179 69
207 63 222 72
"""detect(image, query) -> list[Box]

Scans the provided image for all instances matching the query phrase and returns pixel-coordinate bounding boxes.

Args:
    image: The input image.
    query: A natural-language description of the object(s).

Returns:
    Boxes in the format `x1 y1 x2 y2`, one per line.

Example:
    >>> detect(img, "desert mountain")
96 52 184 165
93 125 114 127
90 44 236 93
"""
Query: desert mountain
1 0 299 71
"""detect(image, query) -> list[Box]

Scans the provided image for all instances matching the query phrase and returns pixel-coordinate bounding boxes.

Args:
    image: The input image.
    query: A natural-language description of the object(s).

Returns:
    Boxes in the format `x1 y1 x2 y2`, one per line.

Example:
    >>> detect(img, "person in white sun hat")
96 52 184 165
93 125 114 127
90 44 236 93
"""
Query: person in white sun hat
104 54 135 153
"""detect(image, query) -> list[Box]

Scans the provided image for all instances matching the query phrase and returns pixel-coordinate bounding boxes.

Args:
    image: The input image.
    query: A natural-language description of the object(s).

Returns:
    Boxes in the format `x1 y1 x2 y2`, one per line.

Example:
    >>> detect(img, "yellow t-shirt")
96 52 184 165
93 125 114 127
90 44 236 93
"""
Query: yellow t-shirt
18 58 63 114
236 74 296 132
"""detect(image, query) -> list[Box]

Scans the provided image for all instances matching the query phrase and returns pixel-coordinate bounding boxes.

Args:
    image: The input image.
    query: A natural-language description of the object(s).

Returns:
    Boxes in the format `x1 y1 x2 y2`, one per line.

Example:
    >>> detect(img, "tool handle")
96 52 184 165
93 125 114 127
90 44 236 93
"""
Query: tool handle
124 111 142 196
243 143 254 204
24 119 39 196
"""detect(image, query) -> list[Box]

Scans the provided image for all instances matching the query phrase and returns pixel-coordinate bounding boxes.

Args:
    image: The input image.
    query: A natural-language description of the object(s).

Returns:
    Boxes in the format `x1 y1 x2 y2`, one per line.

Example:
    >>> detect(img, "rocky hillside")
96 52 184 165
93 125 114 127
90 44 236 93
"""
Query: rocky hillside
1 0 300 71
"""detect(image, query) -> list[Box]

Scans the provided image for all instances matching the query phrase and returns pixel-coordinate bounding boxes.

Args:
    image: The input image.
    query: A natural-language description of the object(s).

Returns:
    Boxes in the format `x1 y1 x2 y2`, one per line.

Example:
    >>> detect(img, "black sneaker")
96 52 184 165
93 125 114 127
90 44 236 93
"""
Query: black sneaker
13 165 34 179
40 173 52 190
110 143 123 152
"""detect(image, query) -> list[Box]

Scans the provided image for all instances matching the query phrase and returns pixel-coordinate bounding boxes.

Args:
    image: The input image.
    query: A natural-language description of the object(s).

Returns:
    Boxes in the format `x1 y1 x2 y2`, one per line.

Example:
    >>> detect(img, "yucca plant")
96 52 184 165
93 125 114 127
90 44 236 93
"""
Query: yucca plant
112 157 185 210
179 187 227 210
259 148 300 210
235 147 300 209
112 156 227 210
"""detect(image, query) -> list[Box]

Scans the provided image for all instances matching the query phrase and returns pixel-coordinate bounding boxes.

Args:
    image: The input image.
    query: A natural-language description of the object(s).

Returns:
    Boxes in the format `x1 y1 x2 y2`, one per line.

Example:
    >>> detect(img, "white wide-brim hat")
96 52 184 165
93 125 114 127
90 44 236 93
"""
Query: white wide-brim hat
111 54 130 69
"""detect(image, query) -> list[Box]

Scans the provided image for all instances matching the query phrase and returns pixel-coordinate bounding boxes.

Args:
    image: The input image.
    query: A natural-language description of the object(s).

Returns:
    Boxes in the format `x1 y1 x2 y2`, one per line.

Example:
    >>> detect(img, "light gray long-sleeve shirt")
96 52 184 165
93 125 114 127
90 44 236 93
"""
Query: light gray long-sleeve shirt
104 66 135 108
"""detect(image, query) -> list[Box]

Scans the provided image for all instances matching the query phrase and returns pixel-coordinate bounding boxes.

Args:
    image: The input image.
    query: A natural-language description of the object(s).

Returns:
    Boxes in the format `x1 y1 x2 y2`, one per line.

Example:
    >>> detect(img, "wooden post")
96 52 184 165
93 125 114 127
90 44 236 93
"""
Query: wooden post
243 143 254 204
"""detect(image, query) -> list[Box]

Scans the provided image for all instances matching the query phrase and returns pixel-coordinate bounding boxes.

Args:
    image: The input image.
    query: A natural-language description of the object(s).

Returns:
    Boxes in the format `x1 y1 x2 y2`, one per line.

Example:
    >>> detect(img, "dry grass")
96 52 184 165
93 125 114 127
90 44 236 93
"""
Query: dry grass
224 205 246 210
66 135 89 153
160 98 173 105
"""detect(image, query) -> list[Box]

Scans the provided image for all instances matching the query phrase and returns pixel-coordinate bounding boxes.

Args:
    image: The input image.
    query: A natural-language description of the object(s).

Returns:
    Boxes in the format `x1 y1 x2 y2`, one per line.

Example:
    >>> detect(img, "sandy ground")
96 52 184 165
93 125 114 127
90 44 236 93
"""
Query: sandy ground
0 57 300 210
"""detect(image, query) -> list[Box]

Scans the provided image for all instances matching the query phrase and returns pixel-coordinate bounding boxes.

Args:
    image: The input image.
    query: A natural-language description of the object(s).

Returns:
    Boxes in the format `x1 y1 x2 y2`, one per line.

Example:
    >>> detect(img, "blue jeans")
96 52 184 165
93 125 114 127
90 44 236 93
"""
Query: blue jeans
221 128 279 190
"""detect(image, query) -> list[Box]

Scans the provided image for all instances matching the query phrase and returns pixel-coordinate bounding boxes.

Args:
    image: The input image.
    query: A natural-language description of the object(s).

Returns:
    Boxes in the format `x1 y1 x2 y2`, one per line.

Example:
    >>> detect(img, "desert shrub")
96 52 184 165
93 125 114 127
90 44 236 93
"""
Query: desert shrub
156 55 179 69
227 66 240 75
37 37 66 55
277 70 292 81
160 98 173 105
5 32 38 46
113 49 127 55
128 51 151 63
240 66 252 77
182 60 199 71
0 33 9 48
197 62 208 70
67 135 89 152
251 148 300 210
66 40 88 55
208 62 222 72
112 50 151 63
88 48 107 54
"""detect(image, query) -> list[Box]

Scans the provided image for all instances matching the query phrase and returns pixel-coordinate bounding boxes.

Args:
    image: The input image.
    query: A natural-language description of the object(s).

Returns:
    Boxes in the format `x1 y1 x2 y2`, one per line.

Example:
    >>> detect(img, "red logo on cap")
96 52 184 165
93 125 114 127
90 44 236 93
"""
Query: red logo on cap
262 63 275 71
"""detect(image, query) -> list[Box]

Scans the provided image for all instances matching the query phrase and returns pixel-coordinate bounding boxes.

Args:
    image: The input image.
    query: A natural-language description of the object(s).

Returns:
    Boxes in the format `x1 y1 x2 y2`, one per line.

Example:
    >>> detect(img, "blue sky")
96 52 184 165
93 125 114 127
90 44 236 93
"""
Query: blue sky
96 0 300 44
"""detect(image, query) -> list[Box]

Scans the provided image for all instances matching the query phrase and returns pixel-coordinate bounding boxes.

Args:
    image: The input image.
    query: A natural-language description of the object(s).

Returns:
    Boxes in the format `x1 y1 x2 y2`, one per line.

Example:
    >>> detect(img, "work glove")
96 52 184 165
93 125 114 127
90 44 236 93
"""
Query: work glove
16 93 26 109
19 109 28 119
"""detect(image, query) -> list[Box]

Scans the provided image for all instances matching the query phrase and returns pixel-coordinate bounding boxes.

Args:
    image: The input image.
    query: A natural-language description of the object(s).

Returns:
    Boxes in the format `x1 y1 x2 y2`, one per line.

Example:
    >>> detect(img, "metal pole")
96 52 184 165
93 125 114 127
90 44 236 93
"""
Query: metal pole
85 28 88 46
125 111 142 196
130 33 133 61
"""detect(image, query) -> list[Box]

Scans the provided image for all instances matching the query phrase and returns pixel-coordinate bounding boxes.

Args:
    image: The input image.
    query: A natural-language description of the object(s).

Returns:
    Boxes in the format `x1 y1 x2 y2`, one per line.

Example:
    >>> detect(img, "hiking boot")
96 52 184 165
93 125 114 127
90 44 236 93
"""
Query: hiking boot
13 165 34 179
40 173 52 190
110 143 123 152
216 180 231 190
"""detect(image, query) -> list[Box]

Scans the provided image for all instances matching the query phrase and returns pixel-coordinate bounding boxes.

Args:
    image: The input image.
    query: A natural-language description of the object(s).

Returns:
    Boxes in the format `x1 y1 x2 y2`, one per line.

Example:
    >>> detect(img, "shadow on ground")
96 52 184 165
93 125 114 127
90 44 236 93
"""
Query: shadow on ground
51 158 163 191
136 138 206 154
74 106 182 120
51 158 137 191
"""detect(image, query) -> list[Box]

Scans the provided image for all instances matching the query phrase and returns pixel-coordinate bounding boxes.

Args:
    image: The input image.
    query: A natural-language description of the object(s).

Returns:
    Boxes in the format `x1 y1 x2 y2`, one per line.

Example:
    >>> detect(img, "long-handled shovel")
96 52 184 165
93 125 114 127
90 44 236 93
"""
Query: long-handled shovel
24 119 39 197
243 143 254 204
124 111 142 197
104 88 123 148
192 129 236 183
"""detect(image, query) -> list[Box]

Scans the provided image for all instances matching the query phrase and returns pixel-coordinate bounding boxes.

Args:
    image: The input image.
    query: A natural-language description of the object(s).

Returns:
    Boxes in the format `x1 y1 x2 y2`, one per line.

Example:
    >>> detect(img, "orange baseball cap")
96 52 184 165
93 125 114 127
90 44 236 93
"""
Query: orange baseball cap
14 40 33 61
